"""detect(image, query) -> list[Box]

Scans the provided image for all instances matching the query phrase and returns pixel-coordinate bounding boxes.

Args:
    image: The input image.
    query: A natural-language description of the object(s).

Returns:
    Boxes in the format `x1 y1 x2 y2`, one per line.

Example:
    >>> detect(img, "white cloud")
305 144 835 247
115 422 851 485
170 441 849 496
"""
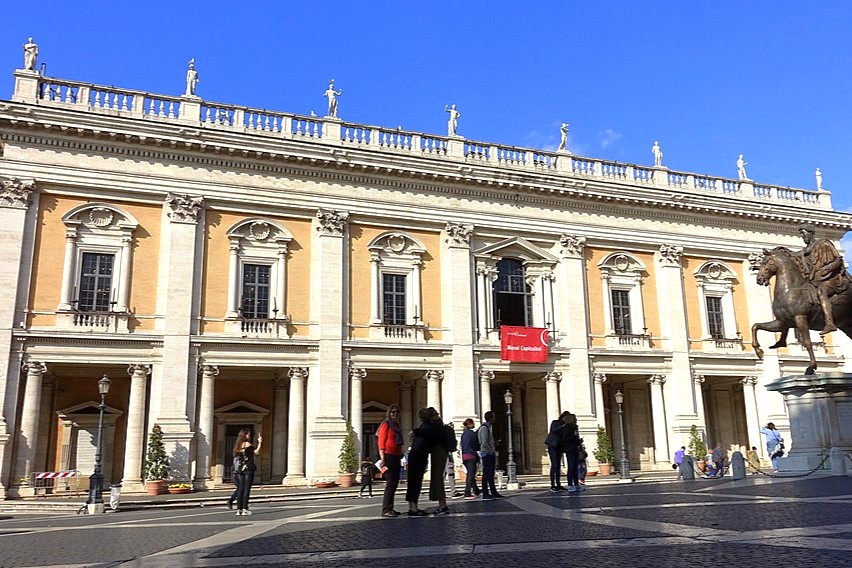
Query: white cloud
599 128 623 149
840 234 852 268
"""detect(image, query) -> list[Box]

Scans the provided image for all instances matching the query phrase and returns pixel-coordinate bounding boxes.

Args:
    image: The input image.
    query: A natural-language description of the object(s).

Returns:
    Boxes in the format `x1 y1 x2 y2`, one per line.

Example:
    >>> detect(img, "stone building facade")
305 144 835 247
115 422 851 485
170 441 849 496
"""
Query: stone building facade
0 59 850 497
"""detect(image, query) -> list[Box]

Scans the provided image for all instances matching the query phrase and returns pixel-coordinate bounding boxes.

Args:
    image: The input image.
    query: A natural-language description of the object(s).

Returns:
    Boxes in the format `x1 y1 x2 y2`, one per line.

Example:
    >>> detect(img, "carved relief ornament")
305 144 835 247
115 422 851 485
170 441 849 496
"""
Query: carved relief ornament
559 234 586 258
445 222 474 247
316 209 349 236
165 193 204 223
659 244 683 266
0 177 35 209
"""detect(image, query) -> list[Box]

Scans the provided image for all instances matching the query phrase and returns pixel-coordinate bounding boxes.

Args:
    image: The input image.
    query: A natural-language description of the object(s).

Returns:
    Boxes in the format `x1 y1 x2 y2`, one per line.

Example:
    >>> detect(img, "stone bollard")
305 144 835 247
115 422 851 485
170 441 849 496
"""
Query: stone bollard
830 447 847 476
680 455 695 480
731 451 746 480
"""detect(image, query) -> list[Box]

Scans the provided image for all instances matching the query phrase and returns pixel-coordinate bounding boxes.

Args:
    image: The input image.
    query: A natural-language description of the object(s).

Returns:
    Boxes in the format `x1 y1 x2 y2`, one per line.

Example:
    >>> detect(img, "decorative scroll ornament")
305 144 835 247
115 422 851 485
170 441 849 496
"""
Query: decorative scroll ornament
659 244 683 266
165 193 204 223
424 369 445 382
0 177 35 209
349 368 367 381
127 363 152 377
316 209 349 236
647 374 667 386
559 234 586 258
445 222 474 247
593 372 608 385
692 372 705 385
543 371 562 384
478 368 495 382
747 251 765 273
741 376 758 387
288 367 309 380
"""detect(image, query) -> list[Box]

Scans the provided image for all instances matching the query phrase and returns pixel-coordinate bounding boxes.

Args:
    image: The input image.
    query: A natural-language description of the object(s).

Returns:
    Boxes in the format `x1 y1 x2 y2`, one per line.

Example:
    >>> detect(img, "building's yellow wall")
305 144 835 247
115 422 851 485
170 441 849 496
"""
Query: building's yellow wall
636 251 660 342
586 247 607 342
349 225 442 339
683 256 703 347
201 211 312 335
730 262 752 352
29 195 162 331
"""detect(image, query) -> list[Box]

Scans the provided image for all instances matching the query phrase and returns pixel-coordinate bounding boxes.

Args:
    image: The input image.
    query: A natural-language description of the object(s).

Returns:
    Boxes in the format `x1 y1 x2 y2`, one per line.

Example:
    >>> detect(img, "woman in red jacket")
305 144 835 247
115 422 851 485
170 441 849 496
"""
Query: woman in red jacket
377 405 404 518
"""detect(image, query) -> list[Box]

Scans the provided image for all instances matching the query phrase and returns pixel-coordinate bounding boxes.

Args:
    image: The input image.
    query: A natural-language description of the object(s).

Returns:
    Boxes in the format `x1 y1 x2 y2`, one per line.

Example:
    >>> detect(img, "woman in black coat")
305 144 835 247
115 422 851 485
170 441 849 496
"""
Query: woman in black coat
545 411 570 491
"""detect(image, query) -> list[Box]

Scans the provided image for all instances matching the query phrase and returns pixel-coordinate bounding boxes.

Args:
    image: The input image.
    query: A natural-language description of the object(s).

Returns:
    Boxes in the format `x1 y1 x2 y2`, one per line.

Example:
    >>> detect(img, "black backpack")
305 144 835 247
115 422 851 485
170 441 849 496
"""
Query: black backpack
470 427 482 452
444 424 458 453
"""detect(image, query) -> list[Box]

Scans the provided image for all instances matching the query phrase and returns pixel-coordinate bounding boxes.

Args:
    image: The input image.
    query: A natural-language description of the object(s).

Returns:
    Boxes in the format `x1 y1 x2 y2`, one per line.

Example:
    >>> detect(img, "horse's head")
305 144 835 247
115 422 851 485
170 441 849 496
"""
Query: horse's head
755 248 776 286
756 246 804 286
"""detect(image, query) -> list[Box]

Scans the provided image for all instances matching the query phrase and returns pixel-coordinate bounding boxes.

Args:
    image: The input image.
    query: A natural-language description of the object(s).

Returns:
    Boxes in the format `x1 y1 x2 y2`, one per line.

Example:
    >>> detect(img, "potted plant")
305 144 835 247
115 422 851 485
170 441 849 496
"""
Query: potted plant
168 483 192 494
687 424 707 461
314 478 337 489
143 424 170 495
338 422 358 488
593 426 615 475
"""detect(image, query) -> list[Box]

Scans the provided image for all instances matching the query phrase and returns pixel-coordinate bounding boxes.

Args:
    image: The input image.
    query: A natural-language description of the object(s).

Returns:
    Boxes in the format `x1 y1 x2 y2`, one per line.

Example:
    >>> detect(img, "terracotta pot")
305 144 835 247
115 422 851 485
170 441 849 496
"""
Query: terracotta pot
598 463 613 476
338 472 356 488
168 487 191 494
145 480 166 495
586 471 598 477
315 481 337 489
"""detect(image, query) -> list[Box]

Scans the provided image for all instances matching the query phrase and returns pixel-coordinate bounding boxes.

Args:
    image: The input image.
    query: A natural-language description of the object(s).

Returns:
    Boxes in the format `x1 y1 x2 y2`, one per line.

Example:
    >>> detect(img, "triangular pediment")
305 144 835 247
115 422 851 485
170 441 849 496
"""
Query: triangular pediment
473 237 558 263
57 401 123 418
215 400 270 415
362 400 390 413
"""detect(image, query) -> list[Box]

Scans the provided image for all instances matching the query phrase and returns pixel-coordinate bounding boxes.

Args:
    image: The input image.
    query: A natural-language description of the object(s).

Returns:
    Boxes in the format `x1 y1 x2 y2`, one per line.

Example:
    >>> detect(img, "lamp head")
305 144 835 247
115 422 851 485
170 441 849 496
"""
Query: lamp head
98 374 111 396
614 389 624 405
503 389 513 406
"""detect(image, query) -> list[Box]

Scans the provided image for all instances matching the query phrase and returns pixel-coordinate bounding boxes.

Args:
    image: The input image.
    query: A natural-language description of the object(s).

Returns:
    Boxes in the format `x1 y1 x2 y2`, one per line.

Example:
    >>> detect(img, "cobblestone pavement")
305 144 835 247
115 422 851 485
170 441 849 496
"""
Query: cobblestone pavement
1 475 851 568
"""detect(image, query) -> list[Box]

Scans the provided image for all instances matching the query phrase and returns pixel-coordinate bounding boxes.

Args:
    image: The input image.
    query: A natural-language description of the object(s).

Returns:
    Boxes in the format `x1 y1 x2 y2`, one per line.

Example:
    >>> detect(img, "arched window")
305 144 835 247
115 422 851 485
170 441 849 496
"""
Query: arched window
598 252 649 348
493 258 533 327
367 232 426 341
694 261 740 349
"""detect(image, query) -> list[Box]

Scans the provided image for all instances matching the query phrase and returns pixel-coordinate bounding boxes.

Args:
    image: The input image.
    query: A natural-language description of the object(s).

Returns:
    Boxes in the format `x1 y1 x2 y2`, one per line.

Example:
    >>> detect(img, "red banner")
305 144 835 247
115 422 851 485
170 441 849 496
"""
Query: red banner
500 326 549 363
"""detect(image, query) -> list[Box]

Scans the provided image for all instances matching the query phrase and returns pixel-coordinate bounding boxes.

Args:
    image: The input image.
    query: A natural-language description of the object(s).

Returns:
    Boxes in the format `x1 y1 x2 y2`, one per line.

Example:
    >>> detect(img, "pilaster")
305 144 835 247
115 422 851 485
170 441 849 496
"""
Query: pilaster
647 374 670 464
271 376 289 483
122 364 151 492
543 371 562 424
283 367 308 486
350 368 366 462
194 364 218 488
478 368 494 418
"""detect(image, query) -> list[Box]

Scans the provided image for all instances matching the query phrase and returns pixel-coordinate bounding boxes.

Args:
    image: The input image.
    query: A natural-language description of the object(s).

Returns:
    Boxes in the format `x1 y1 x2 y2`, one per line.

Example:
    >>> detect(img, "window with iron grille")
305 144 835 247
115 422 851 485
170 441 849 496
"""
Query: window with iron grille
382 273 407 325
611 289 632 335
493 258 533 326
706 296 725 339
78 253 114 311
241 264 271 319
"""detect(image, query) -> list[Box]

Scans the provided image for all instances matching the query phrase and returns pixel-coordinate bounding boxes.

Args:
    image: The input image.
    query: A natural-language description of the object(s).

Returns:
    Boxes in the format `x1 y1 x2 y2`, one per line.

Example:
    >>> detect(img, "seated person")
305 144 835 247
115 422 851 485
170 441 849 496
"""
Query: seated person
704 454 720 477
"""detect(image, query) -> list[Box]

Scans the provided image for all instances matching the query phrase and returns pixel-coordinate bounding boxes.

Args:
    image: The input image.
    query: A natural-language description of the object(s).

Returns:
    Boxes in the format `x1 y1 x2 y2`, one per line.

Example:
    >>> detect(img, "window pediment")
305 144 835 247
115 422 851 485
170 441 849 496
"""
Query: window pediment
598 252 647 276
367 232 426 257
473 237 557 267
62 203 139 234
227 218 292 248
694 261 736 284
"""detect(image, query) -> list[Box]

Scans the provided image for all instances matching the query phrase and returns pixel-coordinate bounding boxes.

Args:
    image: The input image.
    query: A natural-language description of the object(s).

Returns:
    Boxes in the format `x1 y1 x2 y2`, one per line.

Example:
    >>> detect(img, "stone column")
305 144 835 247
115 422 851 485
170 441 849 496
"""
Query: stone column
122 364 151 491
400 381 414 435
58 228 77 310
441 222 477 424
194 364 218 488
15 361 47 484
306 209 349 478
369 253 381 323
226 241 240 318
647 374 670 464
283 367 307 485
511 382 526 472
475 265 490 343
350 368 366 461
692 373 707 435
271 376 289 483
116 236 132 312
543 371 562 424
478 368 494 418
156 193 204 478
425 370 443 414
740 377 762 456
593 373 608 427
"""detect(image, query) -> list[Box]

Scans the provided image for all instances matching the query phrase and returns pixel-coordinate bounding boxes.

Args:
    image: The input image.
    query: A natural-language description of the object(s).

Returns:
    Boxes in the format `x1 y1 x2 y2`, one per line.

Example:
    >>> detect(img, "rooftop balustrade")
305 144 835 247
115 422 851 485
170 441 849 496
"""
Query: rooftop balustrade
12 72 830 209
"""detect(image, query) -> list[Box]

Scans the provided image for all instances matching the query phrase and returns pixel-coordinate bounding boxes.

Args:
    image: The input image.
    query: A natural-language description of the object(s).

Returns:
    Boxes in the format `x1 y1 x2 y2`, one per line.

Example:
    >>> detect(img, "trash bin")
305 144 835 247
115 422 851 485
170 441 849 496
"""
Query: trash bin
109 483 122 511
496 470 505 489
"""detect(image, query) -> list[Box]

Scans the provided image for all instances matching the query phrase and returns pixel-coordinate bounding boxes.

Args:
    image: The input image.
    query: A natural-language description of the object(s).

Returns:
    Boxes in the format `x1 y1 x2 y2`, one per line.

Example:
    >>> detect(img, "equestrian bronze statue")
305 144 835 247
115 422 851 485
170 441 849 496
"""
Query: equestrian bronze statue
752 224 852 375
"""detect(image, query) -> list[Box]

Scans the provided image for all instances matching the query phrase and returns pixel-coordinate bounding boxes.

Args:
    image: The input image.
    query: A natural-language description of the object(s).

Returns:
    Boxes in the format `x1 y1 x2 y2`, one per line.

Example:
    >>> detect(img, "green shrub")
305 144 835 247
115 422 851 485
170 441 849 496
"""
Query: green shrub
592 426 615 464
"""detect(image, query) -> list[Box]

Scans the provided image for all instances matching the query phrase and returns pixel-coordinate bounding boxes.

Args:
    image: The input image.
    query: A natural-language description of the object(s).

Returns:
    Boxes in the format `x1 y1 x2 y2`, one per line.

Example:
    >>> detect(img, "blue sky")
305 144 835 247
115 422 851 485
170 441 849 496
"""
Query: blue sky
2 2 851 214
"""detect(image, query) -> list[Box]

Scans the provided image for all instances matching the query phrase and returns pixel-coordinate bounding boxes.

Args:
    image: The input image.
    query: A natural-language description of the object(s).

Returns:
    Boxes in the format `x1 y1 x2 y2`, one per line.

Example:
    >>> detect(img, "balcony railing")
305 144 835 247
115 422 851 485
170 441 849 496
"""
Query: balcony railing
378 323 426 341
235 317 290 338
12 72 829 210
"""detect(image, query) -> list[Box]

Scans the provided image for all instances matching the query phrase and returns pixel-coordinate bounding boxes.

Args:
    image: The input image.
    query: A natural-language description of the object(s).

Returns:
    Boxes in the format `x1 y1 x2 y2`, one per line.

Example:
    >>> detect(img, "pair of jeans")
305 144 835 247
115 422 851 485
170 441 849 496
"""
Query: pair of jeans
405 451 428 504
547 445 563 488
381 454 401 512
481 453 497 497
235 470 254 510
463 458 480 497
228 474 242 505
565 450 579 486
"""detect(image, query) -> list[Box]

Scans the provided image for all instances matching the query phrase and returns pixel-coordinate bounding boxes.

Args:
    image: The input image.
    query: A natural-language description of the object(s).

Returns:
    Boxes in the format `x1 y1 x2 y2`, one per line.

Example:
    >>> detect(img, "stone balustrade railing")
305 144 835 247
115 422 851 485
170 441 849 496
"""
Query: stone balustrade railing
19 73 830 209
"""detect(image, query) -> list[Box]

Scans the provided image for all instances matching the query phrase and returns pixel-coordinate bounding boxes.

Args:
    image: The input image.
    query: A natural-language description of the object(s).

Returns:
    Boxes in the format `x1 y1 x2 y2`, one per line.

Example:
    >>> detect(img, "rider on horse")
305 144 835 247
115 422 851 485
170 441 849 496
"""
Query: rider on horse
798 223 849 335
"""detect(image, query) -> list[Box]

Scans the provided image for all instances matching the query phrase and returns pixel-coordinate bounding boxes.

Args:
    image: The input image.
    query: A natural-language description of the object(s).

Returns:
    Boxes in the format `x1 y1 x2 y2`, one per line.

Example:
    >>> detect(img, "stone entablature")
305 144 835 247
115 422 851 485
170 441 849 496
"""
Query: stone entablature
11 73 832 214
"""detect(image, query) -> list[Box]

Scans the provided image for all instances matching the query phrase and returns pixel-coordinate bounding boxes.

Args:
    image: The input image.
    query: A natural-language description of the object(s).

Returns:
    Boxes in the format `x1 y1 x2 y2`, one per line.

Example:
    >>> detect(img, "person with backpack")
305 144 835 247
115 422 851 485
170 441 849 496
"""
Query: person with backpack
232 428 261 516
428 412 454 514
405 407 441 516
460 418 481 500
478 411 502 500
377 405 404 517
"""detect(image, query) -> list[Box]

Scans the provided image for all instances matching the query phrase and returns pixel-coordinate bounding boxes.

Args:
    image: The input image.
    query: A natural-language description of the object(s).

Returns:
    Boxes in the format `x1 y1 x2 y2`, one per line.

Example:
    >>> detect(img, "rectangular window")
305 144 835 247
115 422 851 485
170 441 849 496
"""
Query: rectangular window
242 264 271 319
611 289 632 335
382 273 407 325
706 296 725 339
78 253 114 311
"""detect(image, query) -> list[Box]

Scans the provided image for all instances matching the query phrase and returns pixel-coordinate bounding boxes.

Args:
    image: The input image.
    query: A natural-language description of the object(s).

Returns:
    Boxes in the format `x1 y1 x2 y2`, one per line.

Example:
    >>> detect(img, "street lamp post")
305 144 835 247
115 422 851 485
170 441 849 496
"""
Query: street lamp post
503 389 518 488
87 374 111 514
614 389 633 483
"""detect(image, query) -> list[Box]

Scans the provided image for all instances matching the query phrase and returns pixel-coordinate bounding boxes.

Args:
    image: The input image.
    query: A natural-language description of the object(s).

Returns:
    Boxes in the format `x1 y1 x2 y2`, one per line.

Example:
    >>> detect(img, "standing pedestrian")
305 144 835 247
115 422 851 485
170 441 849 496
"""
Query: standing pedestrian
711 443 727 478
405 407 440 516
545 411 569 492
673 446 686 479
233 428 261 516
747 446 761 474
478 411 503 500
377 405 404 517
359 460 375 498
460 418 481 500
563 413 582 492
429 412 453 514
577 443 589 486
760 422 784 471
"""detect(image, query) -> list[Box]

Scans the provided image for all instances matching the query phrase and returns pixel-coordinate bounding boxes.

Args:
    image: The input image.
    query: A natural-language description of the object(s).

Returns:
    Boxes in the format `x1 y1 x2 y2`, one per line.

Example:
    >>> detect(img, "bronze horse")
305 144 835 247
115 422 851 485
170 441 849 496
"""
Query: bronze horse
752 246 852 375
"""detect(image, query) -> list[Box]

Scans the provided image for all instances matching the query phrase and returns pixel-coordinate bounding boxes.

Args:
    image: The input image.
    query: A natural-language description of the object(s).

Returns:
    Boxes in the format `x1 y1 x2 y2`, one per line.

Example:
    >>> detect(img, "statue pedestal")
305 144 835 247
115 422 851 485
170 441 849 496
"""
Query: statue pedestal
766 373 852 473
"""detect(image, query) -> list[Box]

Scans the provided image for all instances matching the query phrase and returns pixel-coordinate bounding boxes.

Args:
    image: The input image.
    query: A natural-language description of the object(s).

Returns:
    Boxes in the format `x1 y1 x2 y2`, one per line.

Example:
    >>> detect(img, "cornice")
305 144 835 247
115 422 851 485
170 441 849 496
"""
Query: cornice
2 109 851 232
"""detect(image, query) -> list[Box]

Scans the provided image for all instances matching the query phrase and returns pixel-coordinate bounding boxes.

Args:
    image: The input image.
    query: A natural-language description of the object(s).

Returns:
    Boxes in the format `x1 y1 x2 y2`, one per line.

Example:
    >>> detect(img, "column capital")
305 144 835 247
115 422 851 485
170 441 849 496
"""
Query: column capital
22 360 47 375
658 244 683 267
478 368 495 382
288 367 309 381
126 363 152 377
165 193 204 224
0 177 35 209
199 364 220 377
445 222 474 247
692 372 705 385
349 367 367 381
593 372 608 385
424 369 444 383
741 376 759 387
400 379 414 391
559 233 586 258
316 208 349 236
647 374 667 386
543 371 562 384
